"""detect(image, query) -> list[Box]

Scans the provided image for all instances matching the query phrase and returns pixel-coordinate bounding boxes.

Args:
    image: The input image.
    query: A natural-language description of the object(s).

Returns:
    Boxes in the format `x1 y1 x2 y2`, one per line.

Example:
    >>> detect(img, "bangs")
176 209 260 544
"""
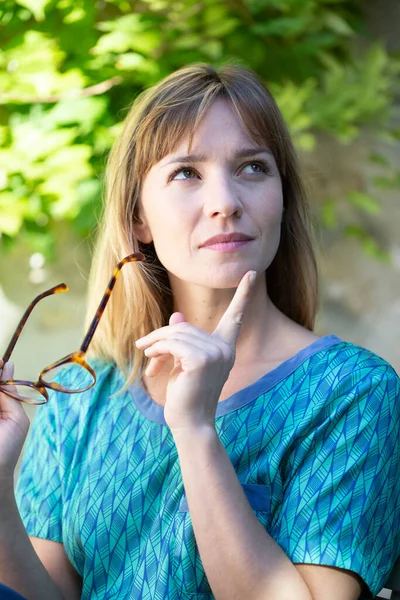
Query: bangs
133 74 286 181
134 85 221 180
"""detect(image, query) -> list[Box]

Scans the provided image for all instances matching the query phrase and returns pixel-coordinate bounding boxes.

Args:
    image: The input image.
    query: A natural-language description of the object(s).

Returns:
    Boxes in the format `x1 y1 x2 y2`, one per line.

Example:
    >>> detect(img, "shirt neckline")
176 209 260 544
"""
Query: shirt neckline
129 334 343 426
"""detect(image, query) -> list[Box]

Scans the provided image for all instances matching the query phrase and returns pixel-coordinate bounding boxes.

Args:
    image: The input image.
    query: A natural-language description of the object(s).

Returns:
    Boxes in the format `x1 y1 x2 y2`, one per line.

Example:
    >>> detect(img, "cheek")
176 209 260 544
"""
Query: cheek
145 207 191 268
139 177 182 243
258 182 284 228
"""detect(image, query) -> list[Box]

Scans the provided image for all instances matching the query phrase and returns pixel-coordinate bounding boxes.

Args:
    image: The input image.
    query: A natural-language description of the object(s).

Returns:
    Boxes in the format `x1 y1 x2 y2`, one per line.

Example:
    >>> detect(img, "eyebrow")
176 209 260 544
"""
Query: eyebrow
162 147 274 167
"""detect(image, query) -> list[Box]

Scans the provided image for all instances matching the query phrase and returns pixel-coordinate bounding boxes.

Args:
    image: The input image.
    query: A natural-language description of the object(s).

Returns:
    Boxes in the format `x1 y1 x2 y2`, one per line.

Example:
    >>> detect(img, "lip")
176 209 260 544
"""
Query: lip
200 232 254 248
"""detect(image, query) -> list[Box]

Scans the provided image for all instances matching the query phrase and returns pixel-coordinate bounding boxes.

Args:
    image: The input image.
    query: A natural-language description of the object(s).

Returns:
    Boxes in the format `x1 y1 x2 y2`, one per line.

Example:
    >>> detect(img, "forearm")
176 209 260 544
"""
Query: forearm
0 479 64 600
173 426 312 600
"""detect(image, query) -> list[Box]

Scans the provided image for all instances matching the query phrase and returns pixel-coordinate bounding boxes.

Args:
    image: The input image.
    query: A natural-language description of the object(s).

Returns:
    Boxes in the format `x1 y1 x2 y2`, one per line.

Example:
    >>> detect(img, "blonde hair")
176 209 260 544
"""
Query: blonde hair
85 63 318 392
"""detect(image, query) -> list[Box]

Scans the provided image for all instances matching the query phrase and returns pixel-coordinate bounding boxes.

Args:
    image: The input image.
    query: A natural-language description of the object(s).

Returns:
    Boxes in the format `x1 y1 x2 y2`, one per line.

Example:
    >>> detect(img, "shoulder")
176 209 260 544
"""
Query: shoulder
306 334 398 377
308 337 399 422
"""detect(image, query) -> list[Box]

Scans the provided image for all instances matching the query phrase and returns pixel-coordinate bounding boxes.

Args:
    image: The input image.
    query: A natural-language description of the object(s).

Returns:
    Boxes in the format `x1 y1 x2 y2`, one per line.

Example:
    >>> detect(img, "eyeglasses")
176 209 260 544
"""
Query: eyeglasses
0 252 145 405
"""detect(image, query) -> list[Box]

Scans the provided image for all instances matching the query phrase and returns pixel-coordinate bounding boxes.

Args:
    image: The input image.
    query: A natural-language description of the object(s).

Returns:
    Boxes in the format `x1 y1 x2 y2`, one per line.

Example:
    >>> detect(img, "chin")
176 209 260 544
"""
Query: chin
169 261 266 289
202 269 259 289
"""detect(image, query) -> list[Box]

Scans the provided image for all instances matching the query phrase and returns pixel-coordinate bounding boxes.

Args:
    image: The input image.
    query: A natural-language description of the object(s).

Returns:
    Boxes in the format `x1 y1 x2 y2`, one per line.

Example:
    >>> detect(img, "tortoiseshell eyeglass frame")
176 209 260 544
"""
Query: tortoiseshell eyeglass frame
0 252 145 405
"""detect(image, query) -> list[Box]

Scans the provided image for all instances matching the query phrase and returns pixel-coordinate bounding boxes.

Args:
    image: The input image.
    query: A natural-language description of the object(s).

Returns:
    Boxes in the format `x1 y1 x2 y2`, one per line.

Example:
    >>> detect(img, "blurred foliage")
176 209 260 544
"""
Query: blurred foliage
0 0 399 259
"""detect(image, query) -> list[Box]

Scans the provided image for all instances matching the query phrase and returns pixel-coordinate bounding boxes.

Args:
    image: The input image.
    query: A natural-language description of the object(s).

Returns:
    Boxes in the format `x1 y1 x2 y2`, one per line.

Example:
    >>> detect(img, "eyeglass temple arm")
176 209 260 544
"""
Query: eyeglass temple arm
1 284 69 366
79 252 145 354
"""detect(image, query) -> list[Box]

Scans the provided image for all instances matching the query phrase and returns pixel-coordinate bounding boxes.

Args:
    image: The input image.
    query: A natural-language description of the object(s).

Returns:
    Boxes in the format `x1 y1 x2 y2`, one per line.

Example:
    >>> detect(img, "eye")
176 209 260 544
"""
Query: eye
240 161 270 175
169 166 199 181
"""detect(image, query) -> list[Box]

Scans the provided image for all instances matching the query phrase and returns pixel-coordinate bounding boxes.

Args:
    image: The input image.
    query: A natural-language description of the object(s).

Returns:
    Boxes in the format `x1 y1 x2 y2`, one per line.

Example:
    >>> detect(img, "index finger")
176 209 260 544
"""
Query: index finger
213 270 257 346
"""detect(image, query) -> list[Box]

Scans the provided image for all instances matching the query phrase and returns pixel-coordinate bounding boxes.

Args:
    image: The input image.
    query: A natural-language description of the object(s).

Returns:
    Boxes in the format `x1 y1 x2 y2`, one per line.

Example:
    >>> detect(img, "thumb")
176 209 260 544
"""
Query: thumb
169 312 187 326
0 360 27 419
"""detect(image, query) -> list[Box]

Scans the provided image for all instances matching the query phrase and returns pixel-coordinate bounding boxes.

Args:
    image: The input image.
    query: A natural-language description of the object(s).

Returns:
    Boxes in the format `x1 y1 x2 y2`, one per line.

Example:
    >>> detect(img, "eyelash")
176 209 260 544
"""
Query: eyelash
168 160 272 182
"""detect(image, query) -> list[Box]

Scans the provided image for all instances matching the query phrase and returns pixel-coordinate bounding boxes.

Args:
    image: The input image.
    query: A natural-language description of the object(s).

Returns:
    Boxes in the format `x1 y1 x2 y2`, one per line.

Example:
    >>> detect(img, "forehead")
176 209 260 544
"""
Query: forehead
185 100 252 146
159 99 267 164
136 95 278 182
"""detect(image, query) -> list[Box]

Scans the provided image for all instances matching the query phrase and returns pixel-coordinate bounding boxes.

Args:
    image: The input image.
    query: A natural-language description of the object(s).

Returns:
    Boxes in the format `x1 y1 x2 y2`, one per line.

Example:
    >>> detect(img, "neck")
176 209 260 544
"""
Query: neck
169 274 286 364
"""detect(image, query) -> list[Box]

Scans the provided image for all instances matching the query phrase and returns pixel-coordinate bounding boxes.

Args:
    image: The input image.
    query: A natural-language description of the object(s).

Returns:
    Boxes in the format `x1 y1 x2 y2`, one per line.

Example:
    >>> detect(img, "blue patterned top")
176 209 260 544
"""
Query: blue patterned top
15 335 400 599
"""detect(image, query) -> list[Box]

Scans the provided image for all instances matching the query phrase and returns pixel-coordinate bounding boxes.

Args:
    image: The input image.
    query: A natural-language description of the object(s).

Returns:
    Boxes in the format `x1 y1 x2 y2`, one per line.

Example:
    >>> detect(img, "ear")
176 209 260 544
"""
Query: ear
132 212 153 244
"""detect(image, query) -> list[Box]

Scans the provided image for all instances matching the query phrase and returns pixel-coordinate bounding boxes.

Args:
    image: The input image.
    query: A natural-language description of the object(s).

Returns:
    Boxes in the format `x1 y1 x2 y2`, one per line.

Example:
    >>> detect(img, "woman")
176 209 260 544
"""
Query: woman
0 63 399 600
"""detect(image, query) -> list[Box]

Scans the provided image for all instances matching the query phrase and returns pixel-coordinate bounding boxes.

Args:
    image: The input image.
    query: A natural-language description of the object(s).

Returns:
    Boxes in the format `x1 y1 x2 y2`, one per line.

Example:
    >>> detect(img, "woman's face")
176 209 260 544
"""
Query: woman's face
136 99 284 290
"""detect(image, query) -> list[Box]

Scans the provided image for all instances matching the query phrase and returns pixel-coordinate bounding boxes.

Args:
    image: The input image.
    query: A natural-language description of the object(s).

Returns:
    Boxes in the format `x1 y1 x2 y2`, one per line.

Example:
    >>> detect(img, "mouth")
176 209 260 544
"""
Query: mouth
200 233 254 248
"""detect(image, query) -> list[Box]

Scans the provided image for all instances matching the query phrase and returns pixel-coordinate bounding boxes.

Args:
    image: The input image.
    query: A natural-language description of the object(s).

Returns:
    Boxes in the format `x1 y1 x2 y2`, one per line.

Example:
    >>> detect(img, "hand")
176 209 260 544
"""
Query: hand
0 360 30 479
135 271 257 433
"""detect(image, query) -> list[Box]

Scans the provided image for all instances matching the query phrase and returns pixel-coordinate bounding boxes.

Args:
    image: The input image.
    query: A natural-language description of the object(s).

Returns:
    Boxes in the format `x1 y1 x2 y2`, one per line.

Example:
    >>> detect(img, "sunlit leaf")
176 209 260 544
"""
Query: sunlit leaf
15 0 51 21
11 124 78 162
44 97 108 134
96 13 146 33
63 7 86 23
323 11 353 35
0 192 25 235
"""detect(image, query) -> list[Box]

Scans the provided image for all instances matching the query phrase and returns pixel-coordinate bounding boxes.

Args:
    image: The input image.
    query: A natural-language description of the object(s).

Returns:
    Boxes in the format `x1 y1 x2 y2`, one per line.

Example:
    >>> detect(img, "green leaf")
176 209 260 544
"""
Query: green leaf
11 123 79 162
202 4 239 37
321 199 338 229
272 79 315 134
92 29 160 56
323 11 353 36
96 14 145 33
347 191 381 214
115 52 146 70
44 97 108 135
345 226 390 262
252 15 313 37
294 132 316 151
201 41 223 60
204 18 239 38
368 152 391 167
63 7 86 23
91 31 136 55
15 0 51 21
0 31 87 100
373 172 400 189
0 192 25 235
174 35 202 51
0 126 9 146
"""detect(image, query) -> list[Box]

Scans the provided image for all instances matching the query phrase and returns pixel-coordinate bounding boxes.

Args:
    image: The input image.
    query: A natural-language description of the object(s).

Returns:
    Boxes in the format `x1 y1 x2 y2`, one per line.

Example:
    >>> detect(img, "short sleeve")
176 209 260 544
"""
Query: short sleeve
15 392 62 542
271 362 400 597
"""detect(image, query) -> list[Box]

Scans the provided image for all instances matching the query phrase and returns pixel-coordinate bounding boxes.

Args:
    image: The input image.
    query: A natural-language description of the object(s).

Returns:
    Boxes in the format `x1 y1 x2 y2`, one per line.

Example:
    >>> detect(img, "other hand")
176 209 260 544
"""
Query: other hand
0 360 30 478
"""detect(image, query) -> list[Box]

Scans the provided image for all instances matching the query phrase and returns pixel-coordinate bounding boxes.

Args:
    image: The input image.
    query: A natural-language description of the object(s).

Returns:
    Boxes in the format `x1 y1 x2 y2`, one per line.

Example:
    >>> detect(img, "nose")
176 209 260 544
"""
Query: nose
203 172 243 219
